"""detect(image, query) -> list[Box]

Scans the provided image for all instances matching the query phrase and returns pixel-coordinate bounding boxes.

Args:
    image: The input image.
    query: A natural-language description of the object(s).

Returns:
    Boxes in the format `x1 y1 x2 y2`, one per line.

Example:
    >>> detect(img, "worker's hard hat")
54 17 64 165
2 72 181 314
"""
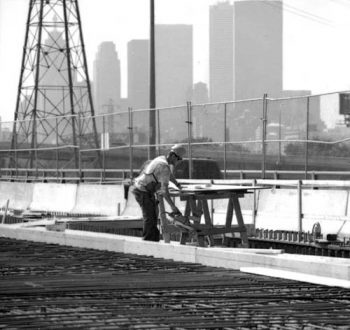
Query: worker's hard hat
170 144 186 160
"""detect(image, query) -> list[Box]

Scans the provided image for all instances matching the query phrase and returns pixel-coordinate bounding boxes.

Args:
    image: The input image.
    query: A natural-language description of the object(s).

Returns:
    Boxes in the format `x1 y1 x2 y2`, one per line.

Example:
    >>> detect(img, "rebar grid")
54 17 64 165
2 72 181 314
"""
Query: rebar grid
1 238 350 329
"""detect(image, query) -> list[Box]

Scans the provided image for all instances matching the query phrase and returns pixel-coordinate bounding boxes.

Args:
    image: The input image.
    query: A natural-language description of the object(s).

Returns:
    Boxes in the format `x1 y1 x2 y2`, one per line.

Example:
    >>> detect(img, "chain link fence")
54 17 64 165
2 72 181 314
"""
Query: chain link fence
1 91 350 181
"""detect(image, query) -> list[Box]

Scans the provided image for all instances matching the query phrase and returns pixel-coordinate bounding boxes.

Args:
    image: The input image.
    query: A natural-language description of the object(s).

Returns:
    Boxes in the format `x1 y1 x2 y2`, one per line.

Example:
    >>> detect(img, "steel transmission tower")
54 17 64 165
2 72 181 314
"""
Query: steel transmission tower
10 0 100 170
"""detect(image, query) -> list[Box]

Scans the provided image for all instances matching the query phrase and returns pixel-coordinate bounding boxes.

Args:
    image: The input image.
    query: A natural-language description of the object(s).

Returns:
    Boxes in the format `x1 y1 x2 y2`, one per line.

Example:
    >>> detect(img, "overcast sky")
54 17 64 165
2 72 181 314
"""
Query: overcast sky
1 0 350 122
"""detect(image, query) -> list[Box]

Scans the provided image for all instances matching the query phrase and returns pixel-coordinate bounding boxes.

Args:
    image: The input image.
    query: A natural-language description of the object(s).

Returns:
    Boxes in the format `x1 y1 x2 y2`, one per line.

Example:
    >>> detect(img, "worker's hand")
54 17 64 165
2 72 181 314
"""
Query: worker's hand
172 207 182 216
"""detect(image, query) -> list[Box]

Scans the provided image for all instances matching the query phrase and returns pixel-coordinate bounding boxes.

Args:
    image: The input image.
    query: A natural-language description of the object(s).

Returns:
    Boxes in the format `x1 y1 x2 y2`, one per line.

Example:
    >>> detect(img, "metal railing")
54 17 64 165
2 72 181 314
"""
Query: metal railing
1 90 350 181
2 167 350 183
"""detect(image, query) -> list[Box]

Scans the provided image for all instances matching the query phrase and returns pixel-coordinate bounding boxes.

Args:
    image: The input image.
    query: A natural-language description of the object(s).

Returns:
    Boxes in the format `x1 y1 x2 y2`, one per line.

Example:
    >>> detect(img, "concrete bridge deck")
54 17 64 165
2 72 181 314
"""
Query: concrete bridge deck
1 236 350 329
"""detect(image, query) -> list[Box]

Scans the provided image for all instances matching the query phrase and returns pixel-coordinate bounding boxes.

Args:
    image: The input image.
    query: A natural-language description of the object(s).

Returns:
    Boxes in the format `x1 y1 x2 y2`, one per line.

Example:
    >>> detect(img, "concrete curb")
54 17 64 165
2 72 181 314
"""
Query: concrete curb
1 223 350 286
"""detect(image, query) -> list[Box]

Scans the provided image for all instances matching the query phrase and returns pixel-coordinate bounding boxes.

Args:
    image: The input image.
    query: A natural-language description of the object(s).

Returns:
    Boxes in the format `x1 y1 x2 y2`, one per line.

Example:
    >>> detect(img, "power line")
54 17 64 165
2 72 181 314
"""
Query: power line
284 2 332 24
264 1 334 27
328 0 350 8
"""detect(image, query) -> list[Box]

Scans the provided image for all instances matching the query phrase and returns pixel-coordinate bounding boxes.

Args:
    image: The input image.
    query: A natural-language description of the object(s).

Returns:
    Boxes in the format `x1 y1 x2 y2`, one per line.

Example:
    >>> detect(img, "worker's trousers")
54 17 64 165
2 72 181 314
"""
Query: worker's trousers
132 187 160 242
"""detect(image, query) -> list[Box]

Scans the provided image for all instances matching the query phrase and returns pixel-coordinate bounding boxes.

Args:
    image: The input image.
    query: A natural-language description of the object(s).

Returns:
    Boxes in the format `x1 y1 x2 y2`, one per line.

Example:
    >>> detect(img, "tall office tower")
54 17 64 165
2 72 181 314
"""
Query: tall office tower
93 42 121 120
209 2 234 103
155 24 193 141
234 0 283 100
127 39 149 137
127 40 149 110
155 24 193 108
192 82 209 105
209 1 283 102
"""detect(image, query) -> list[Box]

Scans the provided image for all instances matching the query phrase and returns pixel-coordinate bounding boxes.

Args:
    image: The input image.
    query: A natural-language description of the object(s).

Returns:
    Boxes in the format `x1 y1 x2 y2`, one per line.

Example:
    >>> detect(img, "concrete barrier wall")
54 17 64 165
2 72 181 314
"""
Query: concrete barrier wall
73 184 125 216
1 181 350 237
28 183 126 216
255 189 299 231
30 183 77 213
303 190 348 217
0 182 33 211
255 188 350 236
302 190 349 235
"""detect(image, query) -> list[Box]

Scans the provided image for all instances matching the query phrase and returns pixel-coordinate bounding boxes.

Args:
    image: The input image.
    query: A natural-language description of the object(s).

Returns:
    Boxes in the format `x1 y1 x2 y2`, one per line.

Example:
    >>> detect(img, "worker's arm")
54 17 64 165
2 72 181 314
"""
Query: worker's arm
158 182 181 214
169 172 181 189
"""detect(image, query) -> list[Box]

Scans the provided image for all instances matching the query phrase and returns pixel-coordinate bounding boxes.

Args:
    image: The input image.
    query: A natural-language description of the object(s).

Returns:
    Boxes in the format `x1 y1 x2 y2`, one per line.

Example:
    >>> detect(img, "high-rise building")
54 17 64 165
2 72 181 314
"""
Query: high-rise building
127 39 149 110
127 39 149 137
93 41 121 120
209 1 234 103
155 24 193 108
209 1 283 102
126 26 192 142
155 24 193 141
234 0 283 100
192 82 209 105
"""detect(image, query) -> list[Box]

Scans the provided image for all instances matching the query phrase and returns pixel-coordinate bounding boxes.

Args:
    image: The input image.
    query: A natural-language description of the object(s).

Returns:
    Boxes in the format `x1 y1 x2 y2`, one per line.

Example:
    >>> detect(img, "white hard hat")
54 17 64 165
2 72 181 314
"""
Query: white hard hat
170 144 186 159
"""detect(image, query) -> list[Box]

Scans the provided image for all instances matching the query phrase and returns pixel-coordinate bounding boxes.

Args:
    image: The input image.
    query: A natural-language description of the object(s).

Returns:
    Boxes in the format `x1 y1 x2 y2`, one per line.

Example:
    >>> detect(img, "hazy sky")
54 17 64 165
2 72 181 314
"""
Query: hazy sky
1 0 350 122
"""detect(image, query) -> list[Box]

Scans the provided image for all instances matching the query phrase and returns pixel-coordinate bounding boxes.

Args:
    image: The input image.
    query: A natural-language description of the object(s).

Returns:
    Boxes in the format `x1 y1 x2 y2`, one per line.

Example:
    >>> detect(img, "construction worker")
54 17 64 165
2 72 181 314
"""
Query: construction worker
132 144 186 241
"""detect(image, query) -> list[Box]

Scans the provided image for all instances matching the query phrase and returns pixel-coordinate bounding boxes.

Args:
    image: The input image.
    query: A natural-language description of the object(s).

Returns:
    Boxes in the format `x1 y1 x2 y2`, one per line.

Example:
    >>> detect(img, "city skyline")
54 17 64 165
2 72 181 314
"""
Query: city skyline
1 0 350 121
93 41 121 116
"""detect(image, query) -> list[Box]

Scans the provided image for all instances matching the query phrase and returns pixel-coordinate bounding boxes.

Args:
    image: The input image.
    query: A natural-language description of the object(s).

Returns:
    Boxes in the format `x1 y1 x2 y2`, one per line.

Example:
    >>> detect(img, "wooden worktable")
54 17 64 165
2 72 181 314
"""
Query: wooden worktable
159 184 264 247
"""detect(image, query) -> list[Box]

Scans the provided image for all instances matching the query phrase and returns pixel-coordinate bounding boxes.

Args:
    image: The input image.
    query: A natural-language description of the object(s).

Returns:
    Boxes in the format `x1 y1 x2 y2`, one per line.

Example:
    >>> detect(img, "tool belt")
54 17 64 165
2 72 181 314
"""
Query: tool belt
144 173 161 193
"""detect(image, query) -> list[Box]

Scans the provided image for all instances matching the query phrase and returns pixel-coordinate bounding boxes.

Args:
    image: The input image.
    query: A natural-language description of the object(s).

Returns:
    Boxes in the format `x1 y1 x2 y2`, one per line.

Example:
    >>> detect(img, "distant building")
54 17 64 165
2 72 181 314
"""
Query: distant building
155 24 193 141
192 82 209 104
0 127 11 142
119 98 129 113
127 27 193 142
209 1 283 102
93 42 121 124
234 0 283 100
280 90 323 133
156 24 193 108
127 40 149 137
127 39 149 111
281 90 311 98
209 2 234 102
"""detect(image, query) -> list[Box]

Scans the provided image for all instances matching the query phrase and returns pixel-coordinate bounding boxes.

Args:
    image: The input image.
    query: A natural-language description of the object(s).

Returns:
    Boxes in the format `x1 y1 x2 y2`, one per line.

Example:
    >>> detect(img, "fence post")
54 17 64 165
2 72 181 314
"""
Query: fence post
128 107 134 180
186 101 193 179
156 107 160 156
304 97 310 179
252 179 257 229
224 103 227 179
34 119 38 179
77 113 82 182
14 123 18 176
261 94 268 179
1 199 9 224
55 117 59 180
297 180 303 239
102 115 106 181
278 106 282 165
